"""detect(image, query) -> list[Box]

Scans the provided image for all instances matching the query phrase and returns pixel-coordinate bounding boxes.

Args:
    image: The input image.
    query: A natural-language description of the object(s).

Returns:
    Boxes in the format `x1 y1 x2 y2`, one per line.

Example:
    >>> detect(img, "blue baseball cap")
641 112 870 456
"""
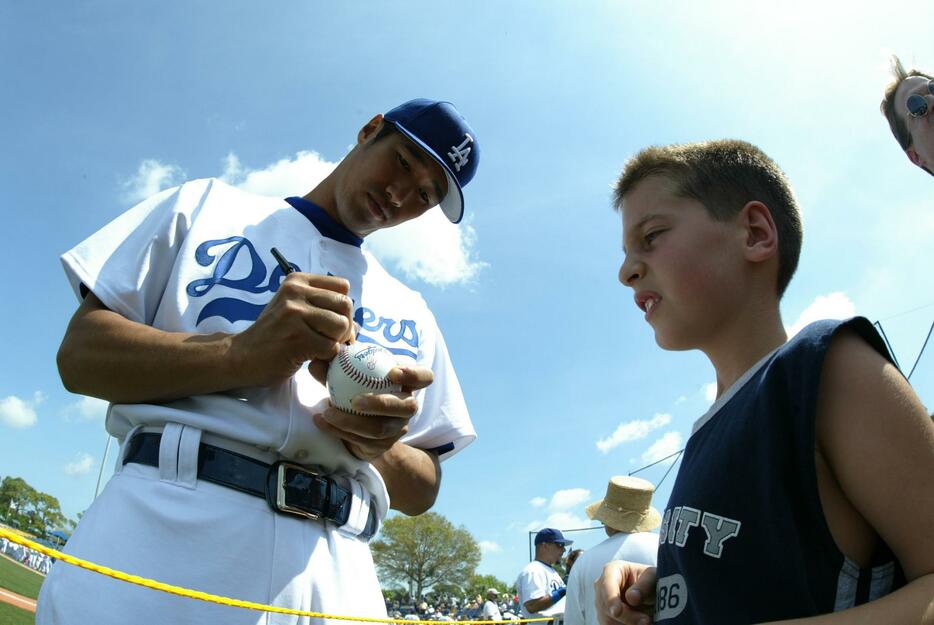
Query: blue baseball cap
384 98 479 224
534 528 573 546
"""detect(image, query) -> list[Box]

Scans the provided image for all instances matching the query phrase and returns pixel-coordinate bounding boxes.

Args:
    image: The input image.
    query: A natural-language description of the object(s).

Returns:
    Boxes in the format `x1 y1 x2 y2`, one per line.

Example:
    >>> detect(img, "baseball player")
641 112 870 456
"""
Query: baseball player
38 99 480 624
517 528 573 620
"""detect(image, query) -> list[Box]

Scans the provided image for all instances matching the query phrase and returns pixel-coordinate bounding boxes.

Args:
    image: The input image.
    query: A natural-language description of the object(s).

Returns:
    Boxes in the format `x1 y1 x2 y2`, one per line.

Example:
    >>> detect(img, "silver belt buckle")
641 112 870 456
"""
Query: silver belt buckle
275 462 321 521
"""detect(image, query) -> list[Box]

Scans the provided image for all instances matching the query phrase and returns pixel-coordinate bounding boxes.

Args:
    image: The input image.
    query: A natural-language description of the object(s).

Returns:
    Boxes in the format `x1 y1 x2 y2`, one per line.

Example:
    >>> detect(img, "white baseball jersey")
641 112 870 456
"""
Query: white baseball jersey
563 532 658 625
39 178 475 625
482 599 503 621
517 560 566 618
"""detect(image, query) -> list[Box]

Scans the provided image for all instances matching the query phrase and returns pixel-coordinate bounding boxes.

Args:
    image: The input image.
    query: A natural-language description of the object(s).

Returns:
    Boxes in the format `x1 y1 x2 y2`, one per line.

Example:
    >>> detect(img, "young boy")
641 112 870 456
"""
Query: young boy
596 140 934 624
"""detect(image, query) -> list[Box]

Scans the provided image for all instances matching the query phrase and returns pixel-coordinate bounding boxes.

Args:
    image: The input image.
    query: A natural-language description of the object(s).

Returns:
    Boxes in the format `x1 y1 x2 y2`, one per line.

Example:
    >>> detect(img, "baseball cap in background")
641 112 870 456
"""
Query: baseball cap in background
384 98 479 224
534 527 573 546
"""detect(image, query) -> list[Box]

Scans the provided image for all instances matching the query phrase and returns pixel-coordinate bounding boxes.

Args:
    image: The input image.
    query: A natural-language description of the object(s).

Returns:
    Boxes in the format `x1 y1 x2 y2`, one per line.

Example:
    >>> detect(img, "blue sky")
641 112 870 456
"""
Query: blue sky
1 1 932 587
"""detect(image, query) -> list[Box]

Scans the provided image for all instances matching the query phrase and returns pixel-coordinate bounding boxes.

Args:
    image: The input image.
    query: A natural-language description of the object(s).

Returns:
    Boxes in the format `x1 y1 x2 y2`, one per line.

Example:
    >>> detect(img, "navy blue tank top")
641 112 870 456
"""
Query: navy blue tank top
654 317 905 624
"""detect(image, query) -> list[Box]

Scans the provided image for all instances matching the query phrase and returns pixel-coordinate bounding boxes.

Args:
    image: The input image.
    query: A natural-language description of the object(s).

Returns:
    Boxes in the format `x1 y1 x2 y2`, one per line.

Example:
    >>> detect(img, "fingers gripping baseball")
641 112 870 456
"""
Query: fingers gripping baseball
314 408 410 460
308 361 433 394
316 344 435 460
229 273 354 386
388 366 434 392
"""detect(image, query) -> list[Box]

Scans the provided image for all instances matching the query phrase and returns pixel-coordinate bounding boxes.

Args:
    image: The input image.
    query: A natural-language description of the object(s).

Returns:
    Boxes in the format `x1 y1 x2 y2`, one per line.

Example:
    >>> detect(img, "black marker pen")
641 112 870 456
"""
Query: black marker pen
270 247 293 275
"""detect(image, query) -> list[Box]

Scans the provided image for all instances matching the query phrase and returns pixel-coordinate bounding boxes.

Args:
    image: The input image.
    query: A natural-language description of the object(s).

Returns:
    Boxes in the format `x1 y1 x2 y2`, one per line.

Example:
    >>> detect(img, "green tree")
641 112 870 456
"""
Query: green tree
466 573 514 598
371 512 481 600
0 476 71 537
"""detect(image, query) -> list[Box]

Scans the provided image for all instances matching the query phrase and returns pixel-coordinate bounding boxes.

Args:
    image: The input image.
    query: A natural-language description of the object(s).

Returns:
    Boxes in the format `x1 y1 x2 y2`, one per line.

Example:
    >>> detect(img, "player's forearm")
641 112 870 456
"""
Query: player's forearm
759 573 934 625
372 442 441 515
57 303 244 404
524 596 557 614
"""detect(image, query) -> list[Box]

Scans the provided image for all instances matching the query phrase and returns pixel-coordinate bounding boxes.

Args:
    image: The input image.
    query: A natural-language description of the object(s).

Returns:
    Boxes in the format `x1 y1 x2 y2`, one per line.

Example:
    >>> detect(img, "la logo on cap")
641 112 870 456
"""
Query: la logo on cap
448 134 474 172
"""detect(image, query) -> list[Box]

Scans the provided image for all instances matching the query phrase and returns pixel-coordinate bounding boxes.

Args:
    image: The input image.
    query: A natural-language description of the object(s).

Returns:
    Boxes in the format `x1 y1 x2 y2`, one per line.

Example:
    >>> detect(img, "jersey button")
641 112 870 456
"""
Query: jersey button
295 449 309 461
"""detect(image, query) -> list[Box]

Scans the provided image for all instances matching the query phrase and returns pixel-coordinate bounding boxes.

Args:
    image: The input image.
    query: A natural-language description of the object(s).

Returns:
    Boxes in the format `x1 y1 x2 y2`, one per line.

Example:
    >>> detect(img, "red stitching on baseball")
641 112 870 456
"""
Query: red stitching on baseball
338 348 397 391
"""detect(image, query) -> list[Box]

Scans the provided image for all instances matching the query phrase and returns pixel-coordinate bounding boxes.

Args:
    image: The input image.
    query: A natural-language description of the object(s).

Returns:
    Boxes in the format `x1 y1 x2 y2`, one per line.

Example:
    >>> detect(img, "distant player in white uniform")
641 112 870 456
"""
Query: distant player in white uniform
38 99 481 625
482 588 503 621
517 528 573 620
563 477 659 625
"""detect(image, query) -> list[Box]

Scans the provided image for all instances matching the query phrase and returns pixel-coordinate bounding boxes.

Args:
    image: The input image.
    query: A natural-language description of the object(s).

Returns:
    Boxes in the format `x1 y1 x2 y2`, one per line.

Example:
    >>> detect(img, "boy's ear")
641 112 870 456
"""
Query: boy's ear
358 114 384 145
741 201 778 264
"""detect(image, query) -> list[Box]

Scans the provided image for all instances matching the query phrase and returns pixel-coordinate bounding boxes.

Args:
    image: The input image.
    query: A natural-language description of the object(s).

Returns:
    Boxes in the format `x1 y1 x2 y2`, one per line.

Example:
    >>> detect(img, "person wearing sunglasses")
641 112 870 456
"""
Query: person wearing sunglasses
517 528 574 620
881 55 934 177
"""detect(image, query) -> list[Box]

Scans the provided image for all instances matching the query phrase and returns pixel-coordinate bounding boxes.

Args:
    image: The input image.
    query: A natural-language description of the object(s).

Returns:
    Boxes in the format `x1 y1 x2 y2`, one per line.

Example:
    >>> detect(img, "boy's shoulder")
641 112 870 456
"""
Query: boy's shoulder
813 317 934 586
774 316 892 370
709 316 893 422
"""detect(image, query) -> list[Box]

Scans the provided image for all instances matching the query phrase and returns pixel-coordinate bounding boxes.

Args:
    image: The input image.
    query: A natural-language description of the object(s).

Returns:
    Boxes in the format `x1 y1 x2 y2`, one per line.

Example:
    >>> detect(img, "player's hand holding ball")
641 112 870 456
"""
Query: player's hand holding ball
309 343 434 460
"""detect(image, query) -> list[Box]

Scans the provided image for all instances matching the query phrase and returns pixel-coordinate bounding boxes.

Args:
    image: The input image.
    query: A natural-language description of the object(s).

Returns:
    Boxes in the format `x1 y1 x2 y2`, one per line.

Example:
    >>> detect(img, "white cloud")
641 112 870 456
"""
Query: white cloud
69 396 108 421
522 487 600 535
596 413 672 453
674 395 687 405
641 432 684 465
219 152 246 184
549 488 591 512
64 452 94 476
524 511 595 533
221 150 336 198
0 393 43 428
123 159 185 203
702 383 717 403
219 150 485 286
479 541 502 554
368 211 487 286
787 292 856 338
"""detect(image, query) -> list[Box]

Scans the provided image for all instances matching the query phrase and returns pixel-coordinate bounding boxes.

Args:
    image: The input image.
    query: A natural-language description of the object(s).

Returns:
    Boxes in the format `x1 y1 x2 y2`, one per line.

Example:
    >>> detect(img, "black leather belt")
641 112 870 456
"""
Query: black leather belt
123 432 378 540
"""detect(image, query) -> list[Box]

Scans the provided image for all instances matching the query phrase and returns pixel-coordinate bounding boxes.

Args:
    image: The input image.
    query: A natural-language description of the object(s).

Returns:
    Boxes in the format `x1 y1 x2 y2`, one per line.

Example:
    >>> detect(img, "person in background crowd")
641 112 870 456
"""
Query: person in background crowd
564 477 659 625
516 527 572 620
482 588 503 621
565 549 584 579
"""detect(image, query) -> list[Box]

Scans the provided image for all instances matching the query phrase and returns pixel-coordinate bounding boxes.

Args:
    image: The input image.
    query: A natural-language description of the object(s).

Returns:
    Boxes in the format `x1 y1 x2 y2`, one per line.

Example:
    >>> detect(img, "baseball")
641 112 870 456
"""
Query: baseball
327 343 402 414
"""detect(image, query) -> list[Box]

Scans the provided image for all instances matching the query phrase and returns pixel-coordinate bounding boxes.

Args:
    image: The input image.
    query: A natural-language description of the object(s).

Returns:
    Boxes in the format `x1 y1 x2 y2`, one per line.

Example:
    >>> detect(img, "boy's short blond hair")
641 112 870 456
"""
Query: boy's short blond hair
613 139 803 297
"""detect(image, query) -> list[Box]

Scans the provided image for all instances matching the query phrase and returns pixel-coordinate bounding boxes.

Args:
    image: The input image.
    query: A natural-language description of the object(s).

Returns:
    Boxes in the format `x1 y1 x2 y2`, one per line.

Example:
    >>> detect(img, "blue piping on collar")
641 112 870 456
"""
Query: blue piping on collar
285 197 363 248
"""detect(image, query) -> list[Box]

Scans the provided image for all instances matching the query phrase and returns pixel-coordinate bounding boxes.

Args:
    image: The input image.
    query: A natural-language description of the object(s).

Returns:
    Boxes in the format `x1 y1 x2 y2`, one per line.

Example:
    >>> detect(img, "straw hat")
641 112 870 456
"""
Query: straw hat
585 476 661 533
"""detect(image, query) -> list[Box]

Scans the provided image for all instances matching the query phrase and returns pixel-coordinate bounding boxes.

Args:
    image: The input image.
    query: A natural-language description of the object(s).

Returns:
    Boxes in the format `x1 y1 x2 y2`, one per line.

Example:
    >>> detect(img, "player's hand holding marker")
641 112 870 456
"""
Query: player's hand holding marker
264 248 434 461
227 250 355 388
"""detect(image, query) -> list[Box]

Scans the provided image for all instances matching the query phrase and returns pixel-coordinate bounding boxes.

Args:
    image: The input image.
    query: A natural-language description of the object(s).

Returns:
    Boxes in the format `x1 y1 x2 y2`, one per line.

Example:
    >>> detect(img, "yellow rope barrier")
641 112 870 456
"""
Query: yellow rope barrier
0 527 555 624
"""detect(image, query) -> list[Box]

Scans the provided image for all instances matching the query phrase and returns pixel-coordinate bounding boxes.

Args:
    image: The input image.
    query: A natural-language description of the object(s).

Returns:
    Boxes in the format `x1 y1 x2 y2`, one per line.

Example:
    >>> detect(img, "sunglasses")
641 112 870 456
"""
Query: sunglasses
907 79 934 119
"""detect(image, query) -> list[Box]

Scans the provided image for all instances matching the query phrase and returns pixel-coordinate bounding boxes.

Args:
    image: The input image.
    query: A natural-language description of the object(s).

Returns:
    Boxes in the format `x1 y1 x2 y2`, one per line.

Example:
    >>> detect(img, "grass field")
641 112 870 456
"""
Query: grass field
0 600 34 625
0 554 44 599
0 554 41 624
